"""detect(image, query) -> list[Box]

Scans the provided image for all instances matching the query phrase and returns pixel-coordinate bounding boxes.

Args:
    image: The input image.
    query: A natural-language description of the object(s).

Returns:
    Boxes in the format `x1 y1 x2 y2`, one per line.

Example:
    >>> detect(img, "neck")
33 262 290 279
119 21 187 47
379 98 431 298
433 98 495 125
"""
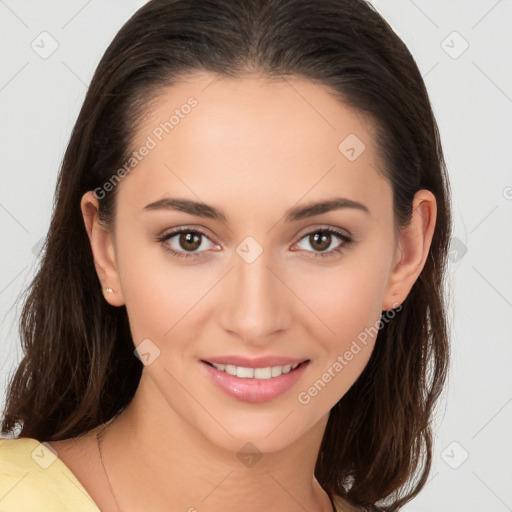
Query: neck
99 370 335 512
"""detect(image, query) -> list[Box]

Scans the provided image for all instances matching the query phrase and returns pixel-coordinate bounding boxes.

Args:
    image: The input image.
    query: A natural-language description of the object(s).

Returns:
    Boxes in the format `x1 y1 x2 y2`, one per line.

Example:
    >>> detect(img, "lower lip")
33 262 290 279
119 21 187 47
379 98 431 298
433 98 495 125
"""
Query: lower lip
201 360 310 403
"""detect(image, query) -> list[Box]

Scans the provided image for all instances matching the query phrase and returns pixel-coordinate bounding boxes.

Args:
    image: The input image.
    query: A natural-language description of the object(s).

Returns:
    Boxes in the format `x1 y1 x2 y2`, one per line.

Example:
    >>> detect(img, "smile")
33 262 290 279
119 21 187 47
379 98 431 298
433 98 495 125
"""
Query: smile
201 360 310 403
207 362 301 379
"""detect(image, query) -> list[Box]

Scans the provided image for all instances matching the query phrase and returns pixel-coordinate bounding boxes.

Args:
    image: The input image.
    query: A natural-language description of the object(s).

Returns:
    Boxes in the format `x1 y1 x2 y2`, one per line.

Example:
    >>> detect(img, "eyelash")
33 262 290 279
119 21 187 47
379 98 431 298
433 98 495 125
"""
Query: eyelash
157 227 353 260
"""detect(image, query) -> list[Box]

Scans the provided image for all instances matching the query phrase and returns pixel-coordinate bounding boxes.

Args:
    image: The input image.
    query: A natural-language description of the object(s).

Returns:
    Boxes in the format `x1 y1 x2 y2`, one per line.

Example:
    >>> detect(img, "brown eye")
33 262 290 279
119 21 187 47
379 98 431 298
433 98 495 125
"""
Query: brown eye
309 232 332 252
178 232 202 251
158 228 219 259
295 228 352 259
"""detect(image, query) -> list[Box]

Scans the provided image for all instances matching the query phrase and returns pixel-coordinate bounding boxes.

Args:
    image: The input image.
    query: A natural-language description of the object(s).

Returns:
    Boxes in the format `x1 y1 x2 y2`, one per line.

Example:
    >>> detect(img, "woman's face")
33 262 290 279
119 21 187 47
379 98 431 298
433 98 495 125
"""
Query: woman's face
97 74 402 452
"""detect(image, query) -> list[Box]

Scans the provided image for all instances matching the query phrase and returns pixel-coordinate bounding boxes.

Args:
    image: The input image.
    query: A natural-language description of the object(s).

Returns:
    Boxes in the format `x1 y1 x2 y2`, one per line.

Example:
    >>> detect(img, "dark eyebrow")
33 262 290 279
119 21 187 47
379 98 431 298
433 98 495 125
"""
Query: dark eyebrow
284 197 369 221
143 198 228 222
143 196 369 222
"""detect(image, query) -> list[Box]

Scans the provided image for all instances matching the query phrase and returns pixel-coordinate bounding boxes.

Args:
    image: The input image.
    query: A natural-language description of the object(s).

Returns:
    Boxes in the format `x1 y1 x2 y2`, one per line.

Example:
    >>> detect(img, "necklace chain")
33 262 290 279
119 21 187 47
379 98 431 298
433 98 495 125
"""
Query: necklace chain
96 416 122 512
95 415 336 512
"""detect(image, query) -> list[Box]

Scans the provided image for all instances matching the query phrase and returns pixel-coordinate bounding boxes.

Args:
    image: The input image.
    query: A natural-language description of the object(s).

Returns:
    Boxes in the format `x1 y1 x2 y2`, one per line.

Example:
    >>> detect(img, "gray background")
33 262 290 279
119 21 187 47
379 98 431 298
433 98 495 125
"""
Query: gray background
1 1 511 511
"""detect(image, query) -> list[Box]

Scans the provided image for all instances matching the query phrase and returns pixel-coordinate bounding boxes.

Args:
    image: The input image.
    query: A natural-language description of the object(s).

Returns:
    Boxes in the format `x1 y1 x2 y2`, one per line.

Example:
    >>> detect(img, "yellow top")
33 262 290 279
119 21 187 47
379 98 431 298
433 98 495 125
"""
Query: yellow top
0 437 100 512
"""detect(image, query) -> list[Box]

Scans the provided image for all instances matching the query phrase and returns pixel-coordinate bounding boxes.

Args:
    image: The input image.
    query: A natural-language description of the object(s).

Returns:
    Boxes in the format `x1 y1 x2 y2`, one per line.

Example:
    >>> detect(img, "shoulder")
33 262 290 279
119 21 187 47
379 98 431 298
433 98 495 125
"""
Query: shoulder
0 436 100 512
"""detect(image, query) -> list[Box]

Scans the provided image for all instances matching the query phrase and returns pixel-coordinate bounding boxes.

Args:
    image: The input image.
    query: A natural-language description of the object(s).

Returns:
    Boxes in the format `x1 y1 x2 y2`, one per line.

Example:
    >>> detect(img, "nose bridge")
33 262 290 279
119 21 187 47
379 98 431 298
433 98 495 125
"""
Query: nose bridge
219 241 289 342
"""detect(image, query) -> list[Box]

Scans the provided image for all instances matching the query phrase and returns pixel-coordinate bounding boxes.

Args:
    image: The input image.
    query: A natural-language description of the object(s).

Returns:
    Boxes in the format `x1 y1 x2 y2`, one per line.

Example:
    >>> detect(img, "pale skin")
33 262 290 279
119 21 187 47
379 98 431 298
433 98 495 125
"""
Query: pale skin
49 73 436 512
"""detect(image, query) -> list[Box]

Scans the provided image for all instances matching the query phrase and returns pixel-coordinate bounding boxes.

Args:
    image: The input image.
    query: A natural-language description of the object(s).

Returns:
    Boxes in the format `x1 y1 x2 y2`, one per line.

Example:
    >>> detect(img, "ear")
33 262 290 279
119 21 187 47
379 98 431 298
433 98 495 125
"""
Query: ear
382 189 437 310
81 191 125 306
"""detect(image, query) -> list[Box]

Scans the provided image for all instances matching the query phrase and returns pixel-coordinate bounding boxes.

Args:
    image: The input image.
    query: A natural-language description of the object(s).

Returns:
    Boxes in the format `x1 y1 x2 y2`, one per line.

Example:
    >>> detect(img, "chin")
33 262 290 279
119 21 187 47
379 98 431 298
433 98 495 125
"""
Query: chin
192 405 320 456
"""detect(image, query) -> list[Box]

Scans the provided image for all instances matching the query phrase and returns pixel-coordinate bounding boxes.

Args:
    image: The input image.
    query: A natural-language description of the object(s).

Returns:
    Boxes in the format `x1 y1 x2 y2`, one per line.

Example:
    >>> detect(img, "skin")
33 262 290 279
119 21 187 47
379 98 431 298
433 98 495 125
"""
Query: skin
50 73 436 512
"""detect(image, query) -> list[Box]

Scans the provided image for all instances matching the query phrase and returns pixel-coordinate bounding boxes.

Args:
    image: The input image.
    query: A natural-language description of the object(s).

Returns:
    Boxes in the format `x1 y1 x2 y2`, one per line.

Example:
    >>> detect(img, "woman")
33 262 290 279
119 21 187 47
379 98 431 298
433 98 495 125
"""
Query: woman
0 0 451 511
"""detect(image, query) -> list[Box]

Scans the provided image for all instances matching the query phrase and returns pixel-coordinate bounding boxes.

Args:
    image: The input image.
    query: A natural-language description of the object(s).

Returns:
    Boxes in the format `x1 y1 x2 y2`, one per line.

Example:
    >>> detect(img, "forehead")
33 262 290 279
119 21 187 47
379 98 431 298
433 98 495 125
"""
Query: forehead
121 73 389 217
135 73 376 158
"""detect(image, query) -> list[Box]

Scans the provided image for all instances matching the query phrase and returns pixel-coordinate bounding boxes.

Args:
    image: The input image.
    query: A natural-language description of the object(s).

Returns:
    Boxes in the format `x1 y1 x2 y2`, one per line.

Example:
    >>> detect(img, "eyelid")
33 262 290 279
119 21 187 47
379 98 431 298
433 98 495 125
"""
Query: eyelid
158 225 215 240
295 224 352 241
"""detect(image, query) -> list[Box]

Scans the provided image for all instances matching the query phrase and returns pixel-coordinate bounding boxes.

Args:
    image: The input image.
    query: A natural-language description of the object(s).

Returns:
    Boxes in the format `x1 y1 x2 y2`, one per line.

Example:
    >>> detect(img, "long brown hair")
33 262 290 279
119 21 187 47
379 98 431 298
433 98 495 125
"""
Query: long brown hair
1 1 451 510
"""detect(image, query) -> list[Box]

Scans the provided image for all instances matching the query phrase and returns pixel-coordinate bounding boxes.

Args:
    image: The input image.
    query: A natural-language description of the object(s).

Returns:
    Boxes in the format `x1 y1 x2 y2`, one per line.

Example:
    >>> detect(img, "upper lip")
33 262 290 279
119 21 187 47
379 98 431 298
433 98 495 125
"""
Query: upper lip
202 355 309 368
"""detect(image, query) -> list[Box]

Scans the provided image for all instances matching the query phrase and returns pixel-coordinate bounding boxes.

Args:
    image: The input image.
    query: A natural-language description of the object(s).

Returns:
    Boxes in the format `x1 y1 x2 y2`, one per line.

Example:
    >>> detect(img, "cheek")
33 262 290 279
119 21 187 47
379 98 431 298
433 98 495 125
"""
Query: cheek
291 242 393 405
293 292 380 413
115 231 208 344
296 244 392 343
303 269 382 363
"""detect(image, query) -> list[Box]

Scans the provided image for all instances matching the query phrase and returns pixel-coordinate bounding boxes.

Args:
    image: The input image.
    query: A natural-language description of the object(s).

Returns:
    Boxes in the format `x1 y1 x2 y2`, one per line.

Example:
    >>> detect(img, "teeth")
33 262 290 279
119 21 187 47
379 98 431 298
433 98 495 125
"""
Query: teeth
237 366 254 378
210 362 300 379
225 364 237 376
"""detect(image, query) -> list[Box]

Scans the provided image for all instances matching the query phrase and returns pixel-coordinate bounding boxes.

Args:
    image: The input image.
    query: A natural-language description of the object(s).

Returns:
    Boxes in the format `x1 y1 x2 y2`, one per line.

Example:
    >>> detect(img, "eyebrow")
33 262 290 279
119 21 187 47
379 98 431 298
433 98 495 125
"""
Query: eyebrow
143 196 370 222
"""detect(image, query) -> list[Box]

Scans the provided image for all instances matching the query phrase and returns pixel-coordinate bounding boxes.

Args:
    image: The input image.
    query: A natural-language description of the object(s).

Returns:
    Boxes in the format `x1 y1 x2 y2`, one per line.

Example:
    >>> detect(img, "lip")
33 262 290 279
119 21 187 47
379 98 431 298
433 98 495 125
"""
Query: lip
201 355 307 368
200 359 310 403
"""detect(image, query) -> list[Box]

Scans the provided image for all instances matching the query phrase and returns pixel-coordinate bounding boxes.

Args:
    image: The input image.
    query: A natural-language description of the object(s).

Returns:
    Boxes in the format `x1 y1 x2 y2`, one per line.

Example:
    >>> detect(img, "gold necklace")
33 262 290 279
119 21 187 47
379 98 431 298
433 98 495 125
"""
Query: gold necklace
96 417 122 512
95 416 336 512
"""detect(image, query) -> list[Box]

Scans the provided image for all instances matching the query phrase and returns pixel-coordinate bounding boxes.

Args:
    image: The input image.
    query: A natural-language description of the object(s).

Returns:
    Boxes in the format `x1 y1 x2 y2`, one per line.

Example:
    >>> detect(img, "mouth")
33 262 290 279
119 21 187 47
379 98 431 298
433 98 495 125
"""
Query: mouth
200 359 311 403
202 360 308 380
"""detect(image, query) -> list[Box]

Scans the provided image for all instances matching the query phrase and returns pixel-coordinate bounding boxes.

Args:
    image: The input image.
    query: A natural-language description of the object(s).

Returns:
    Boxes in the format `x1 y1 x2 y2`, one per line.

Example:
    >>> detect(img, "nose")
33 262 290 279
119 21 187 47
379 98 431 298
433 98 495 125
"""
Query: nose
218 245 290 346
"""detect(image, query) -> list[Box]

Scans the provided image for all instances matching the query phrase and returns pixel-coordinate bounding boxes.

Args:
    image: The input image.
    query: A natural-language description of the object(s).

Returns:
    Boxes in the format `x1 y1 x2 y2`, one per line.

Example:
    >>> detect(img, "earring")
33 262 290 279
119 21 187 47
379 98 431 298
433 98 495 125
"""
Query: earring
103 286 113 294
